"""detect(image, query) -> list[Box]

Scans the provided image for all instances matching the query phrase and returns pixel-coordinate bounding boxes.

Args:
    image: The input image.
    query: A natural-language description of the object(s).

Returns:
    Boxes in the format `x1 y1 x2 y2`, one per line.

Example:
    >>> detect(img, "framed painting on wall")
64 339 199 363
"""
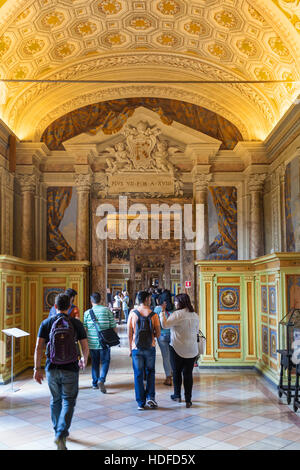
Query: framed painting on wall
268 286 277 315
261 286 268 313
15 287 21 314
6 287 13 315
286 275 300 312
217 286 240 311
269 330 277 360
262 326 269 355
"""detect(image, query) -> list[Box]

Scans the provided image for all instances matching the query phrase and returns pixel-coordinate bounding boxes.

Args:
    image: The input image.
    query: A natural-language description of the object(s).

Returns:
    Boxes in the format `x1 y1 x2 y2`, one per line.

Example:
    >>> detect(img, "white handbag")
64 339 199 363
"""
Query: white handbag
197 330 206 356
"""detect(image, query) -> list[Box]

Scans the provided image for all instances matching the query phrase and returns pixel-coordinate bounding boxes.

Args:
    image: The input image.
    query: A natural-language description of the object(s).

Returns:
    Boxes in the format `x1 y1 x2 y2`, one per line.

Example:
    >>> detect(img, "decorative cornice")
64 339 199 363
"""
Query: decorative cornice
5 53 275 136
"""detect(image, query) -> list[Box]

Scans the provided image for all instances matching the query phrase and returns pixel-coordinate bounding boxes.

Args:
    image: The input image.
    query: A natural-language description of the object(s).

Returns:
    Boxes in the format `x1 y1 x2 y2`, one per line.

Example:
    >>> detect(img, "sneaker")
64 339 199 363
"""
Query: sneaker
92 384 99 390
137 405 145 410
99 381 107 394
186 402 192 408
146 399 158 409
54 437 67 450
171 394 181 402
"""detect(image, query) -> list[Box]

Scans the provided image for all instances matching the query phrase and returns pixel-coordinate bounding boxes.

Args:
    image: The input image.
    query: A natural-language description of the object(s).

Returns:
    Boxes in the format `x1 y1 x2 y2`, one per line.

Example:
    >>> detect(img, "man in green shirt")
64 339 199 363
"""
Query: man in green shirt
83 292 117 393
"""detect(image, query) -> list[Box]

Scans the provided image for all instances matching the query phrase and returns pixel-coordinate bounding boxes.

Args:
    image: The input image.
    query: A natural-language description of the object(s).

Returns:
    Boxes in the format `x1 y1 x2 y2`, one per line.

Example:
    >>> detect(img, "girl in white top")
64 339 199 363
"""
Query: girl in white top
160 293 199 408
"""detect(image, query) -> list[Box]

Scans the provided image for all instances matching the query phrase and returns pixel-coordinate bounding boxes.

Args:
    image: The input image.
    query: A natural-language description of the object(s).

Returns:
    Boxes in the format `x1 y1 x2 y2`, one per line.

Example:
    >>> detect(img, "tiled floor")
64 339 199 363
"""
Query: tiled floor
0 325 300 450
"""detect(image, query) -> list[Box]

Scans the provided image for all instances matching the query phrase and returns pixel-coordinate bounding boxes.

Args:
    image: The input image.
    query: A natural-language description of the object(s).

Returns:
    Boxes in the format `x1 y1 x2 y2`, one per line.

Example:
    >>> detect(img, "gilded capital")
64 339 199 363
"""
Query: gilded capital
17 173 38 193
193 173 212 192
74 173 92 192
248 173 266 192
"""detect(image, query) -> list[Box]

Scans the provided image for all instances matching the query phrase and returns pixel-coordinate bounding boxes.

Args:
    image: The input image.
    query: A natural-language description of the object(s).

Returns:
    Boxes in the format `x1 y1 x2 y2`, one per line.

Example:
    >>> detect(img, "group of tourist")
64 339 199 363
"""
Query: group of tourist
33 288 199 450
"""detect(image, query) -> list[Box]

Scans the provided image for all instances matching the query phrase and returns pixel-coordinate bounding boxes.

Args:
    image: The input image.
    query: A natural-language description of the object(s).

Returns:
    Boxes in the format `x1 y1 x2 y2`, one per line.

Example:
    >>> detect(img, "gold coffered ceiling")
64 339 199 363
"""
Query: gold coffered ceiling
0 0 299 142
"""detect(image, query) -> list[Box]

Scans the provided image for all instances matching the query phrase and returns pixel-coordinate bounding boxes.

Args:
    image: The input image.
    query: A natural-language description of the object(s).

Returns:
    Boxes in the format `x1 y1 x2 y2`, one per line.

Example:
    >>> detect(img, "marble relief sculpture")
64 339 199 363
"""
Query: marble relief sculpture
102 121 180 174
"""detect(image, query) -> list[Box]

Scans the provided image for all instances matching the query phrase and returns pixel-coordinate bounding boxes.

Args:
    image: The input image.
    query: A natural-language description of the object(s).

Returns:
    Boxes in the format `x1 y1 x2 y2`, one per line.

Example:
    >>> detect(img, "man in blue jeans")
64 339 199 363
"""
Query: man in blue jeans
83 292 117 393
127 291 161 410
33 293 89 450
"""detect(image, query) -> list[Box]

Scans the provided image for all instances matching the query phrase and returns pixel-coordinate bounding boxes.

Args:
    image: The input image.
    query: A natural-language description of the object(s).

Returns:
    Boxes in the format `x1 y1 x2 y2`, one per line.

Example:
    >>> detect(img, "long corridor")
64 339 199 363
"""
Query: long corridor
0 325 300 450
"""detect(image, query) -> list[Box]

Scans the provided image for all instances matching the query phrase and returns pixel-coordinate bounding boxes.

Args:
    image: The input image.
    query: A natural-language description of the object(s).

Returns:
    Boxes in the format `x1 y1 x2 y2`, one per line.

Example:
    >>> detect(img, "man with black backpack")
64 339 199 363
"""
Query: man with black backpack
127 291 161 410
33 293 89 450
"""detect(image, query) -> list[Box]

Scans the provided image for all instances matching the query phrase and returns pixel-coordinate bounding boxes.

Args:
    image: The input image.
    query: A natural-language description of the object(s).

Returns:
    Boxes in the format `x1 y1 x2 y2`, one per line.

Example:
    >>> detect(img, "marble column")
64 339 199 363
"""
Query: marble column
164 252 171 290
248 174 266 259
129 250 136 299
0 168 14 255
17 174 37 260
278 164 286 252
75 174 91 261
91 197 107 303
193 174 211 261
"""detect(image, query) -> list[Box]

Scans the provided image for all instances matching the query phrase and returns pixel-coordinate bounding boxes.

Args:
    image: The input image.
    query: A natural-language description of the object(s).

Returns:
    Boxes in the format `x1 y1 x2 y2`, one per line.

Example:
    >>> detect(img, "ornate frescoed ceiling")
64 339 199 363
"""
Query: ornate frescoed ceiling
0 0 299 143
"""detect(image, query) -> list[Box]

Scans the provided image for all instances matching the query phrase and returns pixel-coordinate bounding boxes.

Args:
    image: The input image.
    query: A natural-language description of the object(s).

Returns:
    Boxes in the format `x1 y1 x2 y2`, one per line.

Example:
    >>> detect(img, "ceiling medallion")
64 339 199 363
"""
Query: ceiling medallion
236 38 257 56
0 35 11 58
23 38 45 55
55 42 76 58
98 0 122 15
268 37 290 57
156 33 179 46
75 21 97 36
103 32 126 46
254 68 272 81
129 17 152 30
184 21 205 35
11 65 28 79
157 0 180 16
41 11 65 28
208 43 226 58
214 10 237 28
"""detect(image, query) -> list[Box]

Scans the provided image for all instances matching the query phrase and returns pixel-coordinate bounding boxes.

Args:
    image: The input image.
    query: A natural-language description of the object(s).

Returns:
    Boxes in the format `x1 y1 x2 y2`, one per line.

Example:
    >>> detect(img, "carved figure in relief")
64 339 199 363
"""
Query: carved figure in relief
105 141 132 172
153 140 180 174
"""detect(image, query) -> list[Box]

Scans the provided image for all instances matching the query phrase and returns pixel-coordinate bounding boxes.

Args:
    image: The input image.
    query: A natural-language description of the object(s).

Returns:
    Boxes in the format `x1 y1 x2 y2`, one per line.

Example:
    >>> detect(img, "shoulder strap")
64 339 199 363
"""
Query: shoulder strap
133 309 141 318
89 308 100 330
67 304 74 316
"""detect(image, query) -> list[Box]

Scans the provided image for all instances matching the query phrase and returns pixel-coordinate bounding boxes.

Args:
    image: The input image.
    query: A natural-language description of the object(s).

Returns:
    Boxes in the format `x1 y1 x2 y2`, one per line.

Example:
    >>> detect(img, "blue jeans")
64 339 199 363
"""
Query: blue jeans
131 347 156 407
124 309 129 323
46 369 79 439
157 334 172 377
90 348 111 386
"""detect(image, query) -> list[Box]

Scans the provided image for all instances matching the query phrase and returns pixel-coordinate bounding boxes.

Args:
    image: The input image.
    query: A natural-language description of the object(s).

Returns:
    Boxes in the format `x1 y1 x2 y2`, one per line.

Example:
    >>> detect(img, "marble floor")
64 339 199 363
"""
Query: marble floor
0 325 300 450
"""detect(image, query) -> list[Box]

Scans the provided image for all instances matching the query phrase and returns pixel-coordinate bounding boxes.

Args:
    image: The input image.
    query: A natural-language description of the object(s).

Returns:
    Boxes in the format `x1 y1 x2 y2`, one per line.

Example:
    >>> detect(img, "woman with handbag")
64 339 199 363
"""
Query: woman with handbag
160 293 199 408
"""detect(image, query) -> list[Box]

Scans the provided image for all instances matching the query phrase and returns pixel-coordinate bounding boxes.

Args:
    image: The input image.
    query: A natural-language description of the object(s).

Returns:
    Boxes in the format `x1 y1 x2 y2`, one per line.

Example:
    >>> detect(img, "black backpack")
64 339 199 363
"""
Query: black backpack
134 309 154 349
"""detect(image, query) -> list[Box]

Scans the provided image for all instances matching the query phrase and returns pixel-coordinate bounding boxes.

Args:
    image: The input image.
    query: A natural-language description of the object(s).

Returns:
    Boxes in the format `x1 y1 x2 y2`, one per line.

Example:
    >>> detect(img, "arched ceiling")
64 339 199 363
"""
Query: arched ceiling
0 0 299 143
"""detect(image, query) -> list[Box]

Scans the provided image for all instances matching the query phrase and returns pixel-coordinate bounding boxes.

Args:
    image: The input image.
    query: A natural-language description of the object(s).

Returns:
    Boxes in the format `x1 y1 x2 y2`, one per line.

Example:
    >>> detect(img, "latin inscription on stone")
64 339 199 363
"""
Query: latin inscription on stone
108 174 174 194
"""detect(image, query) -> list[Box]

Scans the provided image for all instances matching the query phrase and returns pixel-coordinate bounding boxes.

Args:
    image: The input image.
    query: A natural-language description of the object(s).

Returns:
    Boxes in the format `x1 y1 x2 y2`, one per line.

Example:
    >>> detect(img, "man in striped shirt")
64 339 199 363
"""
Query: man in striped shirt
83 292 117 393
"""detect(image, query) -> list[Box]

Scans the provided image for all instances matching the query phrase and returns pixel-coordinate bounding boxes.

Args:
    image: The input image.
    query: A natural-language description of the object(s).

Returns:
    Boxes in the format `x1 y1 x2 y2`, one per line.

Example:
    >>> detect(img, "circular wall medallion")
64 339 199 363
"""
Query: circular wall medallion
221 327 238 346
221 289 238 308
45 289 64 310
